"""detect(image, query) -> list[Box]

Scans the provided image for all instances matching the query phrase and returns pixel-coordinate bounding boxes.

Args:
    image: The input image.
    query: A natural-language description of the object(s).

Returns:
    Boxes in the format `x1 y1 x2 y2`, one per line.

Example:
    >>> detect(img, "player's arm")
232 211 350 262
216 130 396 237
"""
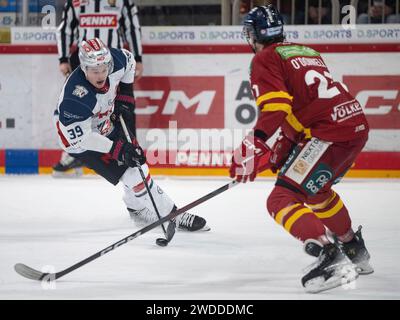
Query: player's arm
229 53 291 182
251 53 298 174
58 100 145 167
58 100 113 153
120 0 143 63
112 49 137 134
56 0 78 75
251 53 292 142
120 0 143 79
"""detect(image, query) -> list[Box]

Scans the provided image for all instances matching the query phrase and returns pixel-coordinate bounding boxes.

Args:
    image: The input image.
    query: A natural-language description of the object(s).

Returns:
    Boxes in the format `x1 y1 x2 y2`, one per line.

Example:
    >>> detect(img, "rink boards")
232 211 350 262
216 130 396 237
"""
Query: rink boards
0 25 399 177
0 149 400 178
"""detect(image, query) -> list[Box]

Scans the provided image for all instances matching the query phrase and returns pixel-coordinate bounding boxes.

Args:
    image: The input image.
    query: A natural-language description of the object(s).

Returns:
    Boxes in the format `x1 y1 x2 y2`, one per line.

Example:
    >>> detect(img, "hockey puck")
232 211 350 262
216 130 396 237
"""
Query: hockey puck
156 238 169 247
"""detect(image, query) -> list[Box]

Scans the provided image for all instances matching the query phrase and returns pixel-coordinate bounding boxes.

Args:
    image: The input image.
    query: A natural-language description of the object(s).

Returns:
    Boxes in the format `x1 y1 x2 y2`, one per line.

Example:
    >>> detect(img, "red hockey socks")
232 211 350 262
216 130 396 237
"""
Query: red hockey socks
307 190 352 240
267 186 327 242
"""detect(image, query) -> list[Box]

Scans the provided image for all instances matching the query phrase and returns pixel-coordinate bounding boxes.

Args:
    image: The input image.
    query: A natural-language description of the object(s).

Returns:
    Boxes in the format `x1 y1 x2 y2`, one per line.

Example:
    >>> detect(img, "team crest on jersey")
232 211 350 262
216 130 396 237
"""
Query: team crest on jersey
72 85 88 98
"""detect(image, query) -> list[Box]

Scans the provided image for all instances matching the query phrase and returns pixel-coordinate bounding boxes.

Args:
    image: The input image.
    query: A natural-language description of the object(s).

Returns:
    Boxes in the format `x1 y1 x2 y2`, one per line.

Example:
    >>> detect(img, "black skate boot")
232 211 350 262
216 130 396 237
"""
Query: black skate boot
340 226 374 275
52 153 83 177
175 212 210 232
127 208 210 232
302 242 358 293
304 227 374 275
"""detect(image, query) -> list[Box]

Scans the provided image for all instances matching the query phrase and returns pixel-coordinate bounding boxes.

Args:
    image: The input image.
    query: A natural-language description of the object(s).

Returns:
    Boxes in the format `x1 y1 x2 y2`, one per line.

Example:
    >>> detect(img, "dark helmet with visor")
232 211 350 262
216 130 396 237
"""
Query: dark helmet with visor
243 5 284 51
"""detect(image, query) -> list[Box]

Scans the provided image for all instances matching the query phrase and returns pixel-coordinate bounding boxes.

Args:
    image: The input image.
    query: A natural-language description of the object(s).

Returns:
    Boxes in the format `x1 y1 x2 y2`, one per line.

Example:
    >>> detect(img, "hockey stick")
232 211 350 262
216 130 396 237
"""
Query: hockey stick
14 180 239 281
119 115 175 246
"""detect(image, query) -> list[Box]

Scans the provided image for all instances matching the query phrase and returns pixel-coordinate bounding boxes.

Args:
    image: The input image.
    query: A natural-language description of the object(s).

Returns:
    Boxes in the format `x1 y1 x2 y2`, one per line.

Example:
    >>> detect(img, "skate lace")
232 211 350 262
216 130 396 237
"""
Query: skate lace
303 252 327 274
178 212 195 228
302 245 342 274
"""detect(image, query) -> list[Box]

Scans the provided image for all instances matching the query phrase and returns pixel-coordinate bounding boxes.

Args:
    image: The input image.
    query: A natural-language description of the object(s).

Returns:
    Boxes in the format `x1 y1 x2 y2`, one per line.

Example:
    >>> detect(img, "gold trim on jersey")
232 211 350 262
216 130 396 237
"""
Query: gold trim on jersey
307 191 337 211
260 103 312 139
274 203 301 225
314 199 344 219
256 91 293 106
284 207 314 232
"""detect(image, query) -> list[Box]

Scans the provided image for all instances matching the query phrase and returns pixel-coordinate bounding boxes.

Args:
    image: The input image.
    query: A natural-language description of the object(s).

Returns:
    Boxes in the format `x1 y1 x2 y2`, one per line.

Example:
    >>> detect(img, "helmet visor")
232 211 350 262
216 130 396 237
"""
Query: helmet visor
242 24 256 48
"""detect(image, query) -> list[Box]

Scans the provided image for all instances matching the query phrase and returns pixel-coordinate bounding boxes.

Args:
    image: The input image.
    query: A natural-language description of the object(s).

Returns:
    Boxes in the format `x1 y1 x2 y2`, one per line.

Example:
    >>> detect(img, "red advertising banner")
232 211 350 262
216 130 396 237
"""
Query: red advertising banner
343 75 400 129
134 76 224 128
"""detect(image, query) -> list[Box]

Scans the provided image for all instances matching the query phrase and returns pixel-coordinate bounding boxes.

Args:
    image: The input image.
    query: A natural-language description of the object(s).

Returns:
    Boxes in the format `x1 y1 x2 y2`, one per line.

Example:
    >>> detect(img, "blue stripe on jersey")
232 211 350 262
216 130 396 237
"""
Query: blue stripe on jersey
58 69 96 126
111 48 127 73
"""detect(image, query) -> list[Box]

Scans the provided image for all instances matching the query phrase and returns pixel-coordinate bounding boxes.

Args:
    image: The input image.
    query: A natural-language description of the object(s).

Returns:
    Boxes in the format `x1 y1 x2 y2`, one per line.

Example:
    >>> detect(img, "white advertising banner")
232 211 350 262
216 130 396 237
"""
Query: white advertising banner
0 54 64 149
10 27 58 44
9 24 400 45
0 51 398 152
0 56 32 148
142 24 400 44
1 24 399 153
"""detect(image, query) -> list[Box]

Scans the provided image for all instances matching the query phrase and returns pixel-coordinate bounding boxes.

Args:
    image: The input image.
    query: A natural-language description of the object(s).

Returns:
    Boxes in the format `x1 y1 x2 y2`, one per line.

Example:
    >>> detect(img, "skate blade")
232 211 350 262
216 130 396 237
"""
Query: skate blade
178 224 211 232
304 265 359 294
356 261 374 275
52 168 83 178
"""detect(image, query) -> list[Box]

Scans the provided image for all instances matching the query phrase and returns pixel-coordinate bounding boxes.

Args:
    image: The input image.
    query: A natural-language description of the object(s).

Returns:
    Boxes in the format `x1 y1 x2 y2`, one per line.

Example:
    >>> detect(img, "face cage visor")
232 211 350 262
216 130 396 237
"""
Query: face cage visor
242 24 257 52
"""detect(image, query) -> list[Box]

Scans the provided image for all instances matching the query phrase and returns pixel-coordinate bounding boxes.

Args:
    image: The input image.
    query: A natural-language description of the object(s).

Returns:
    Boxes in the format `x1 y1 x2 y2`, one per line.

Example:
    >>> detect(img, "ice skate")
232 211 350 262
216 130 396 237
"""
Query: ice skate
302 242 358 293
340 226 374 275
128 208 210 232
174 211 210 232
304 226 373 275
52 153 83 177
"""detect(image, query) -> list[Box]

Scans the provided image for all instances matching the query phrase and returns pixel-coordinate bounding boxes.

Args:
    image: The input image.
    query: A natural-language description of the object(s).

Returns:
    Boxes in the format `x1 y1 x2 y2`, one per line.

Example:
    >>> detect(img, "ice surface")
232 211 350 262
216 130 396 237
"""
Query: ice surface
0 175 399 299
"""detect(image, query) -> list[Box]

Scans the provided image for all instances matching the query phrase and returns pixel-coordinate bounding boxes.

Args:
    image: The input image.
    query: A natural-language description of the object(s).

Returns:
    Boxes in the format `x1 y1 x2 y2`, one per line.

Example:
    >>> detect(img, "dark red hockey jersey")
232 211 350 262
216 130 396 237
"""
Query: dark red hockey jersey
250 42 369 142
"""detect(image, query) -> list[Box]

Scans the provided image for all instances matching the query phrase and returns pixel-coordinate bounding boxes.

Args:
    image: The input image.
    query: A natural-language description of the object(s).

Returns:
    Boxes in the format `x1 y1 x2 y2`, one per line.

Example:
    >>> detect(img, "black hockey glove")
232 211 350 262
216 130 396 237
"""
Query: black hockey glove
111 94 136 136
110 139 146 168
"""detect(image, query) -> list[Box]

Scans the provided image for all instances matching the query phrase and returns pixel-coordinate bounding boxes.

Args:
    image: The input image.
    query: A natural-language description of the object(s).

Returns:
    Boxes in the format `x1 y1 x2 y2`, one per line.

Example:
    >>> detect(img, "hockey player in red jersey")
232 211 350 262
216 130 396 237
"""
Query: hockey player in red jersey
229 5 373 293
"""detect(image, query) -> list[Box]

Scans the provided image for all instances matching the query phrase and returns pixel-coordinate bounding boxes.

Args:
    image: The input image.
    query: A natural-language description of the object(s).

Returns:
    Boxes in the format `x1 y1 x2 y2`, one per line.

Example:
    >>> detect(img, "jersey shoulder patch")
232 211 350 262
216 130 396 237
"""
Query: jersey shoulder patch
274 43 320 60
59 70 96 126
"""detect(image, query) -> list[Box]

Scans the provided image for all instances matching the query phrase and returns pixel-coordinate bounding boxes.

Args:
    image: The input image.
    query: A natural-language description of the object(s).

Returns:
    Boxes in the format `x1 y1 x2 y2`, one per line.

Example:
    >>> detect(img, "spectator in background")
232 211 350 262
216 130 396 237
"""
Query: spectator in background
252 0 333 25
357 0 400 24
307 0 332 24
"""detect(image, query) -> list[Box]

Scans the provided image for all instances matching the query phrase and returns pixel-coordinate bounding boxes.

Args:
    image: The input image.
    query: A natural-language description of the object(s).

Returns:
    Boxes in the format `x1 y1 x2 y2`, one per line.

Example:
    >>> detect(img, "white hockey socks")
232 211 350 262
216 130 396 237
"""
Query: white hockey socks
121 165 175 219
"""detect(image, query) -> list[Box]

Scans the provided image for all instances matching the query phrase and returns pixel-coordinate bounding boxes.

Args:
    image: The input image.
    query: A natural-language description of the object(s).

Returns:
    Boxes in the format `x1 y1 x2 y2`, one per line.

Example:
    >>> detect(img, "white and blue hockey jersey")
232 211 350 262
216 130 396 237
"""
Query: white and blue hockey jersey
55 47 135 154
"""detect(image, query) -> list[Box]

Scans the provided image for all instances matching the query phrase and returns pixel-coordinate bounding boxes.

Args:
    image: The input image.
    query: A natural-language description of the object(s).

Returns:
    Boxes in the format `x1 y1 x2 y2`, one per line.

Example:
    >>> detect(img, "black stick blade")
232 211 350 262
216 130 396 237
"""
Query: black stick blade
14 263 50 281
166 220 176 242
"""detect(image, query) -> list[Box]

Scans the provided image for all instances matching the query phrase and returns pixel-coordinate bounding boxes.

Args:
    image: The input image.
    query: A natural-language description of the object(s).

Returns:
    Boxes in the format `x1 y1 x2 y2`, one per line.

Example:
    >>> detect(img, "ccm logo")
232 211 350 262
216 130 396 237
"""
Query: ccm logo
343 75 400 129
135 76 224 128
80 14 117 28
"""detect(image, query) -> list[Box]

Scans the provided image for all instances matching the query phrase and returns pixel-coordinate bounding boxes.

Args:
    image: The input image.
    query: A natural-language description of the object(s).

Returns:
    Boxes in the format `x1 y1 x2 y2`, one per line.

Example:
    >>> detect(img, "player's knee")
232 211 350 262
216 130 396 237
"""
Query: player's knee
266 185 304 219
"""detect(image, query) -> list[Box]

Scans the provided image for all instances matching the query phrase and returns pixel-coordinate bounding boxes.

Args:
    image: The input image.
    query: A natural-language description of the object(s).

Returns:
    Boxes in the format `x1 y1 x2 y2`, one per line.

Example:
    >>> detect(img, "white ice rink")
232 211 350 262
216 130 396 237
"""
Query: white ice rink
1 175 399 300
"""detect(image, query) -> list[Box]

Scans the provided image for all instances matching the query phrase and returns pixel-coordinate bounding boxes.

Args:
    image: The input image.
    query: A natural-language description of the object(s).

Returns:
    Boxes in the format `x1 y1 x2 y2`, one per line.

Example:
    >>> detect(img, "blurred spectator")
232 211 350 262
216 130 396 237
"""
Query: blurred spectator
259 0 332 25
308 0 332 24
357 0 400 24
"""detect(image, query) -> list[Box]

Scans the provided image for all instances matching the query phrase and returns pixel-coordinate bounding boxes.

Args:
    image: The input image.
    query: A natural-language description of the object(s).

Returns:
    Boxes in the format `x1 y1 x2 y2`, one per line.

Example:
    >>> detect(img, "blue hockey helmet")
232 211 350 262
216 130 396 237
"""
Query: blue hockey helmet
243 5 284 50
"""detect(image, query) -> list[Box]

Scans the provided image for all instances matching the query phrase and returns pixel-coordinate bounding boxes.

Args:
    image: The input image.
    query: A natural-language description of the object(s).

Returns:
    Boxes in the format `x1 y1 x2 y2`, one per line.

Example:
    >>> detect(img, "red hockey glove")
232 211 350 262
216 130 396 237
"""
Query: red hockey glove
110 138 146 168
269 133 296 173
229 135 270 183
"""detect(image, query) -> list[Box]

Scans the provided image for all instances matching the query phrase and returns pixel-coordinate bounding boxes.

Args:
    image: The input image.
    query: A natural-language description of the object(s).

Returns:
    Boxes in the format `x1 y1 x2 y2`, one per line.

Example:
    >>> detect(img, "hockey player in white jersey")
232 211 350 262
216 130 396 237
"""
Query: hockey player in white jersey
54 0 144 175
54 38 209 232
